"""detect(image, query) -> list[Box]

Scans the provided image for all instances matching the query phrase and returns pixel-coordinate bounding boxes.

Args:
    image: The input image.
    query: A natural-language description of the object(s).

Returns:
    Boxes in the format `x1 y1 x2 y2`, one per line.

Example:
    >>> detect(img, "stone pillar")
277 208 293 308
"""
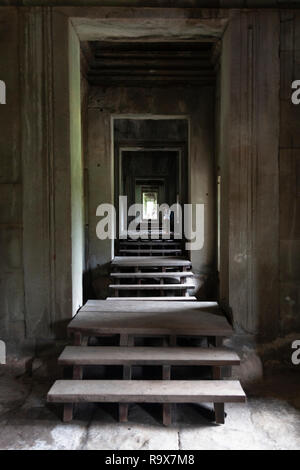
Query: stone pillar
20 7 84 338
20 7 59 339
0 7 24 341
219 10 280 339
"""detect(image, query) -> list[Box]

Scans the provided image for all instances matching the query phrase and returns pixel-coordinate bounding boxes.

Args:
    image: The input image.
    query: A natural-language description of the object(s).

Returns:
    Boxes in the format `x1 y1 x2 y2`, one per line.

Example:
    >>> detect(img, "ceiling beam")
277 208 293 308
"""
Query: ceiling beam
87 70 215 80
88 78 215 87
93 51 212 60
87 41 216 87
89 59 213 69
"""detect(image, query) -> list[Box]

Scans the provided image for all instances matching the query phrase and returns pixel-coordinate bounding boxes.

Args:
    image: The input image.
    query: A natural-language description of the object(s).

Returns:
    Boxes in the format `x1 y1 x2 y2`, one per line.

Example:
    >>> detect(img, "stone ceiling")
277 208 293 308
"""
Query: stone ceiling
83 41 216 87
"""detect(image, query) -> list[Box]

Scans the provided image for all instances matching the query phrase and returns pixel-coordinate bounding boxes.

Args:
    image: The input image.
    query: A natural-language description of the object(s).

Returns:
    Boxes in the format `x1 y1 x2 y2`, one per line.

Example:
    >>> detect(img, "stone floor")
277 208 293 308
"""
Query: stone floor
0 370 299 450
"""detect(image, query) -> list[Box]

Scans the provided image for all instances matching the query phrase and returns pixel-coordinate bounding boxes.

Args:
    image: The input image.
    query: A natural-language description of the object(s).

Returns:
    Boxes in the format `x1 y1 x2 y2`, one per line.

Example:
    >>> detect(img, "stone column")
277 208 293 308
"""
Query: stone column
219 10 280 340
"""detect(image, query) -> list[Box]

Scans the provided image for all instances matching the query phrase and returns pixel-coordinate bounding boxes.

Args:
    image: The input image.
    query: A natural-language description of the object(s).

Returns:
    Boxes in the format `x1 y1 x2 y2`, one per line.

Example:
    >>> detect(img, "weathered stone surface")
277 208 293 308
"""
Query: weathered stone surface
0 271 25 338
0 371 299 450
69 23 85 317
0 375 30 416
0 8 24 343
280 282 300 334
179 398 300 450
219 10 280 338
0 4 299 346
84 405 179 450
280 51 293 100
232 351 263 387
0 418 88 450
280 240 300 281
280 100 300 148
249 399 300 450
0 184 22 225
0 227 23 271
72 16 227 42
295 11 300 51
223 336 263 386
88 86 215 282
0 1 296 7
279 11 300 341
280 10 295 52
279 149 300 240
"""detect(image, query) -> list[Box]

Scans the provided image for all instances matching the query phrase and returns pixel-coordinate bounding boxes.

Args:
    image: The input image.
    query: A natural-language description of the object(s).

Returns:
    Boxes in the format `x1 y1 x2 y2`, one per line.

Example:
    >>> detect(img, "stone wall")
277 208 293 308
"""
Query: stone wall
69 22 85 317
218 10 280 340
0 8 24 341
279 10 300 335
0 7 81 349
0 5 299 351
0 1 297 7
87 86 216 290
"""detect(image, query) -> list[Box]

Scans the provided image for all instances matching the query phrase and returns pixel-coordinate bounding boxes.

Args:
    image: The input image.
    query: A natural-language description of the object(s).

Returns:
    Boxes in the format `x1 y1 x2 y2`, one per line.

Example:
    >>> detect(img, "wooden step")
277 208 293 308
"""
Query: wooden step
68 300 233 337
48 380 245 404
112 256 192 267
83 300 218 309
106 296 197 301
47 379 246 424
109 284 193 290
119 241 182 245
111 272 194 279
58 346 240 366
119 249 182 254
127 231 175 237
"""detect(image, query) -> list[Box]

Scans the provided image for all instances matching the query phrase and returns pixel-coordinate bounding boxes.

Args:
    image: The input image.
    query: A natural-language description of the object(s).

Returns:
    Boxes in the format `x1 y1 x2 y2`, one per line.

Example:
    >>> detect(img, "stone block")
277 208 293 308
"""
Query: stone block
280 100 300 148
280 240 300 281
279 149 300 240
0 184 22 224
0 271 25 329
0 227 23 271
280 14 294 52
280 51 293 101
280 281 300 334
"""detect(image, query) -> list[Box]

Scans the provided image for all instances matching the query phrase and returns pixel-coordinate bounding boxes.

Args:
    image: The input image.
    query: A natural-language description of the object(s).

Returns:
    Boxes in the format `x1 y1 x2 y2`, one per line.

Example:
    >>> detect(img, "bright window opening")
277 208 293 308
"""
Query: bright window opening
142 191 158 220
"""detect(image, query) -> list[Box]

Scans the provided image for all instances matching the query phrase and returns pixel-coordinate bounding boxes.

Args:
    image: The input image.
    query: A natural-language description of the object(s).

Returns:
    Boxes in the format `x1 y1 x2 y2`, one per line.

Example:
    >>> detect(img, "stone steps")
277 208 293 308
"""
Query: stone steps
83 299 218 309
109 283 193 290
119 240 182 246
110 271 194 279
46 299 246 425
118 237 184 256
119 249 182 255
110 256 193 298
111 256 192 268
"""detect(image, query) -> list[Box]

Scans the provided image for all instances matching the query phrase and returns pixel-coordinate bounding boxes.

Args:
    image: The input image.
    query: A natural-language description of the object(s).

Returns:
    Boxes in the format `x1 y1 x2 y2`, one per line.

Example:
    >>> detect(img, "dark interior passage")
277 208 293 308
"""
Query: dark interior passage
114 118 189 243
1 4 299 448
121 150 179 210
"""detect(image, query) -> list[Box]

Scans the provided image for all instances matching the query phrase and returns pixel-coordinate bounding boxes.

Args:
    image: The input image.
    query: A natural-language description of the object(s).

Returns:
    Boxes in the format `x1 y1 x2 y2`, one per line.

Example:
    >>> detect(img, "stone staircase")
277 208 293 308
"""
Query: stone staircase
118 239 183 256
47 300 246 425
109 255 195 300
47 226 246 425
